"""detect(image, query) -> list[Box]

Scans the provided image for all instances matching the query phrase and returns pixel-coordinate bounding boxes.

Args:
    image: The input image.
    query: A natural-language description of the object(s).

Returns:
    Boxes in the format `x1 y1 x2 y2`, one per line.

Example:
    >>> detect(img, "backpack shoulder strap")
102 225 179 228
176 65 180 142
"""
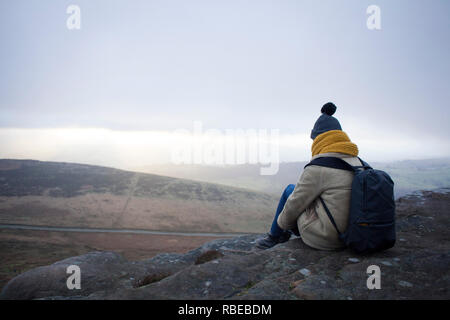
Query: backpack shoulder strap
318 196 341 235
357 157 372 169
305 156 371 171
304 157 355 171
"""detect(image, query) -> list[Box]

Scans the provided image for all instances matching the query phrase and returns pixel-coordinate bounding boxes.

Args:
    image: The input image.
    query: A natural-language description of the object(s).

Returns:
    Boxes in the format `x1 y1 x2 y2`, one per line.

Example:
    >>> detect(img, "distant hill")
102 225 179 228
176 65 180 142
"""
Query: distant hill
0 159 277 233
134 162 307 197
373 158 450 198
133 158 450 199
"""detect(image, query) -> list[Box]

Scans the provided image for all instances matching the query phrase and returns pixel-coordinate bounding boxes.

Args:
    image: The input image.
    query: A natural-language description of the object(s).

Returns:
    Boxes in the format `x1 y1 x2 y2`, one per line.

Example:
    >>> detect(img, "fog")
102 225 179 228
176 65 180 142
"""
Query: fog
1 1 449 168
1 127 448 172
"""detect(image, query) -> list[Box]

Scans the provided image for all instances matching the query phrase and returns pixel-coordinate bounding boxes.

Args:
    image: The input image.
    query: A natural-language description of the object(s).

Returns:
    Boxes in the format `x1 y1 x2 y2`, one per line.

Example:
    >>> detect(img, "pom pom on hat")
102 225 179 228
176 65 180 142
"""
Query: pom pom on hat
310 102 342 140
321 102 337 116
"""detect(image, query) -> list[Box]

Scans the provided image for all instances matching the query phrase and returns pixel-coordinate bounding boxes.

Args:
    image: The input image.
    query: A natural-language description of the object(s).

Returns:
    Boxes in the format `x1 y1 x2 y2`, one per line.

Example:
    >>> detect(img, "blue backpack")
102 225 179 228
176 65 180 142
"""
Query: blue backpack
305 157 396 254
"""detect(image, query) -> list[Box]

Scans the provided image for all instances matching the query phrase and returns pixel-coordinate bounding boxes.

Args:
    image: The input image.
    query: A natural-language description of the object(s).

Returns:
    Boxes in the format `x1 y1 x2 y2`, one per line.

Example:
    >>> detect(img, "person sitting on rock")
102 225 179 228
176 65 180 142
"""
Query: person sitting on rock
256 102 361 250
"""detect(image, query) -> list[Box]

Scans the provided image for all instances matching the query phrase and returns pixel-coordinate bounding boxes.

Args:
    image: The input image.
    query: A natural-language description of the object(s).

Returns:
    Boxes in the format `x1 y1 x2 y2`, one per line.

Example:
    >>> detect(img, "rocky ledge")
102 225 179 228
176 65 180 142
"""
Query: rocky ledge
1 189 449 300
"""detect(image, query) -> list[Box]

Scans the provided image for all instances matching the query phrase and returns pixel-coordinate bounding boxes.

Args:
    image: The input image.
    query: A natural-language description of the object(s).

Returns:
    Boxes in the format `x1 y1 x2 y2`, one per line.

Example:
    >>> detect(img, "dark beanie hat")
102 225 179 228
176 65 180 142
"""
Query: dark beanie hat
310 102 342 140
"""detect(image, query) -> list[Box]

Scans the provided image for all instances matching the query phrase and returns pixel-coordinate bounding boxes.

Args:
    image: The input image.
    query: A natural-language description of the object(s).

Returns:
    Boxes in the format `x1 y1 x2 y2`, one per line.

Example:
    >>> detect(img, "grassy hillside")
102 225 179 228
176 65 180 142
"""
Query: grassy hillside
134 162 307 196
0 159 277 233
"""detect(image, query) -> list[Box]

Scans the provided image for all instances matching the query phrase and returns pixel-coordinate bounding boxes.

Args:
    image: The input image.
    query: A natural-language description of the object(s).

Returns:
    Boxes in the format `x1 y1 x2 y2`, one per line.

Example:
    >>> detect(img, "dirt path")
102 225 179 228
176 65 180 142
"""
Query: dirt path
112 172 140 228
0 224 248 237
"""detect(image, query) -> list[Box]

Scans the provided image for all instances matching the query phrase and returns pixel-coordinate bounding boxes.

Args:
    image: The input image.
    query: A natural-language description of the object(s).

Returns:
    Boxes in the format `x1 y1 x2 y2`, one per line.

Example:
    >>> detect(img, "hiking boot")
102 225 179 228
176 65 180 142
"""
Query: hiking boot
256 231 291 249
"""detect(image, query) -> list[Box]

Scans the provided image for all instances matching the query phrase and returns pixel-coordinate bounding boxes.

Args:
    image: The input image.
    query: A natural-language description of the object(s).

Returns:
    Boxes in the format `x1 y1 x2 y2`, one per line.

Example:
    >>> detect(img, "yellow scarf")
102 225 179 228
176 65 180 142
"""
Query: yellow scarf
311 130 359 157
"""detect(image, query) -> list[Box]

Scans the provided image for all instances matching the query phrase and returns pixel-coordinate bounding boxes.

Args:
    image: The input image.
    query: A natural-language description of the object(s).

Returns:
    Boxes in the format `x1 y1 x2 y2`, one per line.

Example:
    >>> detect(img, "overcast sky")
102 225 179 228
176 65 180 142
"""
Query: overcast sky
0 0 449 168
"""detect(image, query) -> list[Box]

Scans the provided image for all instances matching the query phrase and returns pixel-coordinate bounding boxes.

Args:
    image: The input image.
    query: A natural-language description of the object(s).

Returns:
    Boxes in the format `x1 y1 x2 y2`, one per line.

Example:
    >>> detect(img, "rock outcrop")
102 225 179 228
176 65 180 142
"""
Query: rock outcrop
1 189 449 300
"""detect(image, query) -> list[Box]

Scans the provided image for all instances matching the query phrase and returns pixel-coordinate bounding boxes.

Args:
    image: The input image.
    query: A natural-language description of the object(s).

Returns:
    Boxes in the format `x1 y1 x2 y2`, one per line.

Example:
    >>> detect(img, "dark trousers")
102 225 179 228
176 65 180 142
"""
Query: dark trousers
270 184 300 237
